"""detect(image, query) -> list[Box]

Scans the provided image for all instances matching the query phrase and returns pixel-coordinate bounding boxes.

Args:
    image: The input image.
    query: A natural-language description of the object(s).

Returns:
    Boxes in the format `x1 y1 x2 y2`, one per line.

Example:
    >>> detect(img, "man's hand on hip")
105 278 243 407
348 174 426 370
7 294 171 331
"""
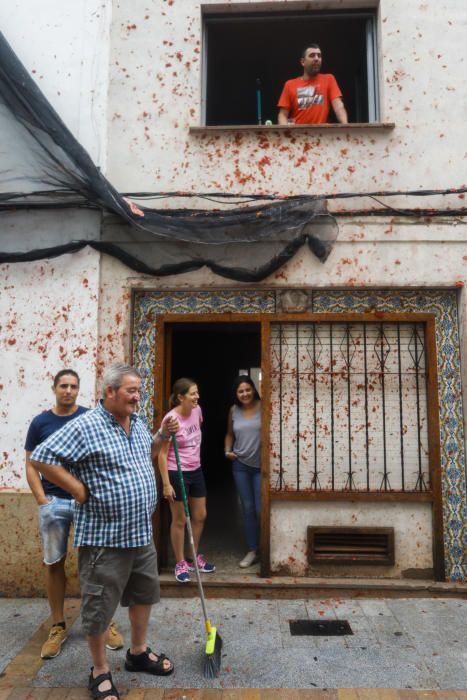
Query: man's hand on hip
72 481 89 505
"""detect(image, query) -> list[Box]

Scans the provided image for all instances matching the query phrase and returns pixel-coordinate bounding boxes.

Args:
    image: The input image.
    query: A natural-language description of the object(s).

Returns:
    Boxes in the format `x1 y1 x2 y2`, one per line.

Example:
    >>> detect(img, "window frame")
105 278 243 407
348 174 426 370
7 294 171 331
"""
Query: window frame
200 5 381 127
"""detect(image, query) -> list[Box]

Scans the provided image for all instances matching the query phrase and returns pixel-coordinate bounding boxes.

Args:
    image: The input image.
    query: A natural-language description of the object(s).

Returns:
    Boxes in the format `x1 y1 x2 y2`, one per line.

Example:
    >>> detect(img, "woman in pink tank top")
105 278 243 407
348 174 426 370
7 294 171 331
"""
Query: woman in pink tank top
158 378 216 583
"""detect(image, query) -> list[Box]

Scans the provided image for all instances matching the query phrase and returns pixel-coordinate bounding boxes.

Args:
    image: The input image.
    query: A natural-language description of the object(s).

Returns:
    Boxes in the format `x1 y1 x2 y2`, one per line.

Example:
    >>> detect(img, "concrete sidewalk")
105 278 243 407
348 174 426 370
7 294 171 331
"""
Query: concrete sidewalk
0 597 466 697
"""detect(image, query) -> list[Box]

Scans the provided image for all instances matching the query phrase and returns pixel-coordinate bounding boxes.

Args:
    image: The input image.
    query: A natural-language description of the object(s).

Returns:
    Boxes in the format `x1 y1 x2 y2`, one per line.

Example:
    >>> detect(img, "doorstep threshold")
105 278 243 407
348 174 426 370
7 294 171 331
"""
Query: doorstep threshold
159 572 467 599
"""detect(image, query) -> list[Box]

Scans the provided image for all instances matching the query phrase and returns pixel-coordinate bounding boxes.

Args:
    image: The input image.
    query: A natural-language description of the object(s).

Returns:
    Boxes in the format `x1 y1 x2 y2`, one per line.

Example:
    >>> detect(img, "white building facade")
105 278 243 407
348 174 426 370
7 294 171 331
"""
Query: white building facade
0 0 466 593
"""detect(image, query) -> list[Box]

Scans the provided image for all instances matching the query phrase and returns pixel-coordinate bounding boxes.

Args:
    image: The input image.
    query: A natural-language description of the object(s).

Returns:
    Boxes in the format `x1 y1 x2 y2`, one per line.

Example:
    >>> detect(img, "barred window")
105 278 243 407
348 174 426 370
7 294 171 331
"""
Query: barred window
270 322 429 493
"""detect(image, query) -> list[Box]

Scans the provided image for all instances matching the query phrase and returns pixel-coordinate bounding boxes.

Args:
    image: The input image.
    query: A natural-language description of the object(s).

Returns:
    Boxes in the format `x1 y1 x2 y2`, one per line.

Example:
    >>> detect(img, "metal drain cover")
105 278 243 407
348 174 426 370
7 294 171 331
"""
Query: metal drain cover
289 619 353 636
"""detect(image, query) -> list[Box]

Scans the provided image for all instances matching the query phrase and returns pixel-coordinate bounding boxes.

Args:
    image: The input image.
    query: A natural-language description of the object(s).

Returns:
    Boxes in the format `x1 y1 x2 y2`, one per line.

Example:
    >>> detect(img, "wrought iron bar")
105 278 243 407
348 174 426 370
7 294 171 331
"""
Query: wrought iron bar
279 323 283 491
330 323 335 490
378 323 390 491
363 323 370 491
296 322 300 490
397 323 405 490
312 324 320 489
345 324 355 490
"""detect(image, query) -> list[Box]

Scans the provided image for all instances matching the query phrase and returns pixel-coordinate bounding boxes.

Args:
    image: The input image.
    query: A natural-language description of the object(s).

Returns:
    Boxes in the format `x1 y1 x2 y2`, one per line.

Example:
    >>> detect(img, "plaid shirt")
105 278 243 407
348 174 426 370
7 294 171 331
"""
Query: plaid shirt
31 401 156 548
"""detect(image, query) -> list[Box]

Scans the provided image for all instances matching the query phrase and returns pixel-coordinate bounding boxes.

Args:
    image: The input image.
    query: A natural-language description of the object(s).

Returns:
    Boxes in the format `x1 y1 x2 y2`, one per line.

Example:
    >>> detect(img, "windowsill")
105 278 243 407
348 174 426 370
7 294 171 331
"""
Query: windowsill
189 122 395 134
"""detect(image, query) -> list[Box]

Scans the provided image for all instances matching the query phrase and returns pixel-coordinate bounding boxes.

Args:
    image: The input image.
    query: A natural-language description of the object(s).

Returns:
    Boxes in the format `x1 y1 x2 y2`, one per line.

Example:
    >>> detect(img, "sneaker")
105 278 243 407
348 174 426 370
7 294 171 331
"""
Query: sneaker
106 620 124 650
239 550 258 568
41 624 67 659
186 554 216 574
175 559 191 583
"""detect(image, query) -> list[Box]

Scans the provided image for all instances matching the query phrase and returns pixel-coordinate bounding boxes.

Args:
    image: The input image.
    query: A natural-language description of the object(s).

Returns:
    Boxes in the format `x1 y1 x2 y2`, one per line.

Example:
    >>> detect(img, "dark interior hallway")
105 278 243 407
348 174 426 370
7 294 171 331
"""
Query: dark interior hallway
164 321 261 575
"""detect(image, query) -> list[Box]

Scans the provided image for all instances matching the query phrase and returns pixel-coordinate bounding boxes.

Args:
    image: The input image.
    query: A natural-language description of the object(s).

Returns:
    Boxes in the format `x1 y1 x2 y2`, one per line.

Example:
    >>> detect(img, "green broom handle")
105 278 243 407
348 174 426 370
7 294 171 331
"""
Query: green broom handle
170 432 213 632
170 433 190 517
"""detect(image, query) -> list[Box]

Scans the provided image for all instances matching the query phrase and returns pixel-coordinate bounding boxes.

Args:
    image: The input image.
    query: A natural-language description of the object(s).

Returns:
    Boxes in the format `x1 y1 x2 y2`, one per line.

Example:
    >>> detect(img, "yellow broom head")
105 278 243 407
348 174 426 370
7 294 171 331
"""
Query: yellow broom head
204 627 223 678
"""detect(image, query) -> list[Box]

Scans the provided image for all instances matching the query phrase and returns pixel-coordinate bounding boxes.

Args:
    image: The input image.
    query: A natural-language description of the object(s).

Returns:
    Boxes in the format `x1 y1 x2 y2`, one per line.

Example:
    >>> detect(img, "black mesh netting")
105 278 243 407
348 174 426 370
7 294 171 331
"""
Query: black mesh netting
0 31 337 281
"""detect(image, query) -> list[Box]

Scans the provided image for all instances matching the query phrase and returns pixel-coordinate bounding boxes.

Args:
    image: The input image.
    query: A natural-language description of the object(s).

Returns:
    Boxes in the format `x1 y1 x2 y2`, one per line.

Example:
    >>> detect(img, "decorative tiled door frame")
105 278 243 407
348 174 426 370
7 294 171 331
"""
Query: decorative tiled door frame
132 288 466 581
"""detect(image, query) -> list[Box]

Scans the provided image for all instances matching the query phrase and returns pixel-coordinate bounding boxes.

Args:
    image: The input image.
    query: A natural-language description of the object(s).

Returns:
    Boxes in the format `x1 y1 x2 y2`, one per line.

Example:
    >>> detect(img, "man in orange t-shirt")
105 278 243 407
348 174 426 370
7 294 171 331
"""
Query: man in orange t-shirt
278 44 348 125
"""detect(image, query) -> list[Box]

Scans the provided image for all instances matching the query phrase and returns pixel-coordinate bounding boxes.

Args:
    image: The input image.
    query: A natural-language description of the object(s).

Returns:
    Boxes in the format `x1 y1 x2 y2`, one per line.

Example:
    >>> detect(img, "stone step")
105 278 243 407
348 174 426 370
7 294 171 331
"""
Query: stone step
159 573 467 599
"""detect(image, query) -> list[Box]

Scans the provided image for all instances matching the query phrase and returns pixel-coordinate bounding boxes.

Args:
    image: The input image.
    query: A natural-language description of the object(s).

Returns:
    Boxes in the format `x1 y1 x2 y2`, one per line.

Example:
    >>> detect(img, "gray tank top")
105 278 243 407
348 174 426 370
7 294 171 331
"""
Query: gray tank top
232 404 261 469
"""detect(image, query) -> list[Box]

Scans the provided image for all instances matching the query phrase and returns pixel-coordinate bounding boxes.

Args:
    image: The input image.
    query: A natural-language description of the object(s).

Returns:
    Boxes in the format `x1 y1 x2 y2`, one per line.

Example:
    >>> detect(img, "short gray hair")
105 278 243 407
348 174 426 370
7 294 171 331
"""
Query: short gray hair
101 362 141 399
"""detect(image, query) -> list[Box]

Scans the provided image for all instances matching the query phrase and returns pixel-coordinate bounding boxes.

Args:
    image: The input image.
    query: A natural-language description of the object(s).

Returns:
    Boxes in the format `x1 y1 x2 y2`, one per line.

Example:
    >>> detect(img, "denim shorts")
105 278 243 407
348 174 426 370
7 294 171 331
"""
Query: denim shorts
38 496 74 565
168 466 207 500
78 542 160 636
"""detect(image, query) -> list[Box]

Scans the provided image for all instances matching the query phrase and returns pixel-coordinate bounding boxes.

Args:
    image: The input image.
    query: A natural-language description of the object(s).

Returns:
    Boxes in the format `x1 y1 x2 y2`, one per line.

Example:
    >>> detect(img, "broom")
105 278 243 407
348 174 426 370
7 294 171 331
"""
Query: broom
170 433 223 678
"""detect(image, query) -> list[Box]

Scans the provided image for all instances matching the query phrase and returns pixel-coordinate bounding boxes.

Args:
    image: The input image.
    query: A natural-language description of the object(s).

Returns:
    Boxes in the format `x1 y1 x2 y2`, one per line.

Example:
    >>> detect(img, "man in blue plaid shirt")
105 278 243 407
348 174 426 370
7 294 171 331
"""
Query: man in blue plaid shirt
31 362 178 700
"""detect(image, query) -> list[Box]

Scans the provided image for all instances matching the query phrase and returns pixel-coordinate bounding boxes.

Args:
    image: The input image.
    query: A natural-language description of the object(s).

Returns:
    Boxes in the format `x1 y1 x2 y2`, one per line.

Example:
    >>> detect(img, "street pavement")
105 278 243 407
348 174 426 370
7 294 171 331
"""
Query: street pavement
0 596 466 693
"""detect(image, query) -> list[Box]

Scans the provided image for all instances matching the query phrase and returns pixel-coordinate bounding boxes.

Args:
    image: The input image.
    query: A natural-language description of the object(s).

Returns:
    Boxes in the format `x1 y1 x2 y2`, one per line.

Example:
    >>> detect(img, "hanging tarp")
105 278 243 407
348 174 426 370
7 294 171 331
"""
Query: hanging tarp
0 31 336 281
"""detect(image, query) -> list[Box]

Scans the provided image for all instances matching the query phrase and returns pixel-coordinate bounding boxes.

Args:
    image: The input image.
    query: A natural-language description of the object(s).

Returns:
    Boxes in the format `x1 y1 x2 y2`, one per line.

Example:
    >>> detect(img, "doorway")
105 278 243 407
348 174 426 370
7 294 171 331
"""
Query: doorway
164 321 261 574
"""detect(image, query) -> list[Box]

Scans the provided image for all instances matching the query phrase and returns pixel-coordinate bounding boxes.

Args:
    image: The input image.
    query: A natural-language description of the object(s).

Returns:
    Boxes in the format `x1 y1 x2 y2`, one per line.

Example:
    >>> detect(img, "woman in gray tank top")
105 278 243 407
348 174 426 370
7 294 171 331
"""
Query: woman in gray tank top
224 375 261 568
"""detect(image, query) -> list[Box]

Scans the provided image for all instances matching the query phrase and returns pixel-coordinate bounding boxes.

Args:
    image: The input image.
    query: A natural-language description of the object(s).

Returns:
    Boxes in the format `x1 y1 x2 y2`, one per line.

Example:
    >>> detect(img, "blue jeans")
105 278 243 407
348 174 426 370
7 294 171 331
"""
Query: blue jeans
38 496 74 565
232 460 261 551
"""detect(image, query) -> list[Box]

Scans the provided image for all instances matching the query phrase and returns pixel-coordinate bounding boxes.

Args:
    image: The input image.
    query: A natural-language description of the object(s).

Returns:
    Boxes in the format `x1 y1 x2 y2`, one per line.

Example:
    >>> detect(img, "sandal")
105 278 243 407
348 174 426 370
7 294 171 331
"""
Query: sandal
124 646 174 676
88 668 120 700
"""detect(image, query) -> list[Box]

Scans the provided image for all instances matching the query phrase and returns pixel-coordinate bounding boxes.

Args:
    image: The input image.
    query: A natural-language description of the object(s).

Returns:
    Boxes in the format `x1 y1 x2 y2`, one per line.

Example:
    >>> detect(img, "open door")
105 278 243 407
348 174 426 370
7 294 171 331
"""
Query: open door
154 314 267 575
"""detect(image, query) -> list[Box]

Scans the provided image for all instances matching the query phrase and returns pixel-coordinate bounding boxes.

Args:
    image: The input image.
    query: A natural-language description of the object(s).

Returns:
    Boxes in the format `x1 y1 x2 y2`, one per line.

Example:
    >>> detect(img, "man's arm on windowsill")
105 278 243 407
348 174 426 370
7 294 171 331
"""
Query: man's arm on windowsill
332 97 348 124
277 108 290 125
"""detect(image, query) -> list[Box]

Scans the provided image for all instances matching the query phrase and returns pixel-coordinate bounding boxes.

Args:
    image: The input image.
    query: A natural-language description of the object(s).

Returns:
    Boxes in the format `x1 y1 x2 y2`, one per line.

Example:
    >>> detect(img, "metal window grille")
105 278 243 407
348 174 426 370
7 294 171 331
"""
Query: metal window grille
270 321 430 493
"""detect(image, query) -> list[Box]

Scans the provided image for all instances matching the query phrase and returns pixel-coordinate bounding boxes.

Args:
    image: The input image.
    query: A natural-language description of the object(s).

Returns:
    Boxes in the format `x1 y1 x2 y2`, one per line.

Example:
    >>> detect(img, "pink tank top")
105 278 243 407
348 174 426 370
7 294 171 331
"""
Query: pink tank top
165 404 203 471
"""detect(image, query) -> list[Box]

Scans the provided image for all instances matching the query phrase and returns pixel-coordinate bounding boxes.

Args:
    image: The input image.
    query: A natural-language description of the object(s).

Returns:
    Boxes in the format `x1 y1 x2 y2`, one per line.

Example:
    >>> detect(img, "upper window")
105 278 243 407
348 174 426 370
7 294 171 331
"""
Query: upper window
202 8 379 126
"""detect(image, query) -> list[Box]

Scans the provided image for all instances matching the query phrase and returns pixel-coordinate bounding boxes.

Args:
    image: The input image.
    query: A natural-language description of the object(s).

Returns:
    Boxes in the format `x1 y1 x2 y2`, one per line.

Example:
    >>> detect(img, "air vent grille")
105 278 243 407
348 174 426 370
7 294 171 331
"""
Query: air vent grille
307 526 394 565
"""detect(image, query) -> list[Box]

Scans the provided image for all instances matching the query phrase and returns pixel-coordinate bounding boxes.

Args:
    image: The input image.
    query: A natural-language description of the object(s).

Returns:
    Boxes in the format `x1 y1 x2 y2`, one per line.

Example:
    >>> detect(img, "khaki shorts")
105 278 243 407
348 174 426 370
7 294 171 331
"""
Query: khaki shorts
78 541 160 637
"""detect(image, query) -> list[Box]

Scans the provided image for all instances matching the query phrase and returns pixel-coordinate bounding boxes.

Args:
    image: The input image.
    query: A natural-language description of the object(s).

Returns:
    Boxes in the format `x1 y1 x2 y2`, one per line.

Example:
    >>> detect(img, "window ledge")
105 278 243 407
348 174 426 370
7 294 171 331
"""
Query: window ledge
189 122 395 134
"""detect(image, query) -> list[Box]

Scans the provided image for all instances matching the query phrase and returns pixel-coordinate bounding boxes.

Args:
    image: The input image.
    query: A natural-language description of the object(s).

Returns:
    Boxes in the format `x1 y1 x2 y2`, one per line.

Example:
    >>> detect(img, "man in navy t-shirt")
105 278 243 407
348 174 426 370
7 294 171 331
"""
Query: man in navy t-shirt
25 369 123 659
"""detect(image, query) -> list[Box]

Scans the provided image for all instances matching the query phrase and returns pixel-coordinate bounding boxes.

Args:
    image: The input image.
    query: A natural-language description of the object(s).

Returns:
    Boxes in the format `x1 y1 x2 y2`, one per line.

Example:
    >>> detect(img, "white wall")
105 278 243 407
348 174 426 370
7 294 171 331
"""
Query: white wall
0 2 109 491
105 0 467 196
271 501 433 576
0 0 112 167
0 247 100 490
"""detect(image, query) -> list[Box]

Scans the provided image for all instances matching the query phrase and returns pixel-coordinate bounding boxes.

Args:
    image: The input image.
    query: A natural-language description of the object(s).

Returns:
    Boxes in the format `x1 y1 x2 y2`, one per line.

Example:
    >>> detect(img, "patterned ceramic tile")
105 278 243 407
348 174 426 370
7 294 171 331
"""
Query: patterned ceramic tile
132 289 276 425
